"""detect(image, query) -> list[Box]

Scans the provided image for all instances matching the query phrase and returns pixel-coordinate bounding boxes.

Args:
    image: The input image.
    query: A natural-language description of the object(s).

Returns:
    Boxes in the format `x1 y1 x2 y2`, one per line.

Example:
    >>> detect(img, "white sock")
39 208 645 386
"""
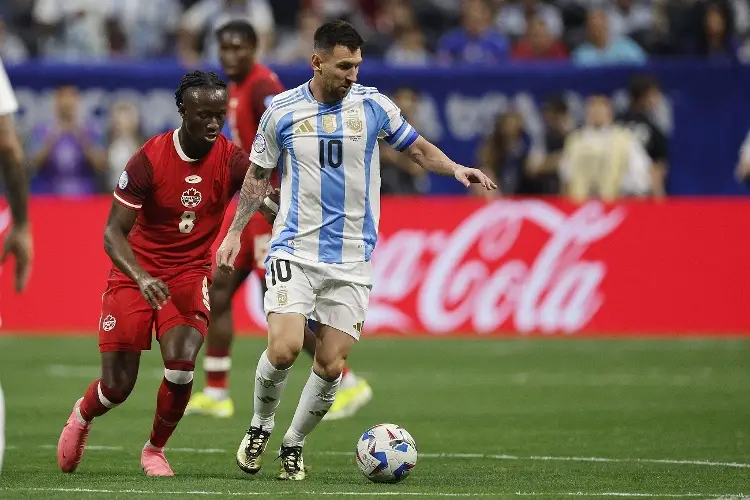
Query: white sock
282 370 341 448
340 370 359 389
250 350 290 432
203 386 228 401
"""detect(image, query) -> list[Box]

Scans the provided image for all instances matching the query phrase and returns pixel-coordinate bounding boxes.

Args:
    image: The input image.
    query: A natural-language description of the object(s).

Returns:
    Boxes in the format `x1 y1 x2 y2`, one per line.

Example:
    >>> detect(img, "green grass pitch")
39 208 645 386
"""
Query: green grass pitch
0 335 748 499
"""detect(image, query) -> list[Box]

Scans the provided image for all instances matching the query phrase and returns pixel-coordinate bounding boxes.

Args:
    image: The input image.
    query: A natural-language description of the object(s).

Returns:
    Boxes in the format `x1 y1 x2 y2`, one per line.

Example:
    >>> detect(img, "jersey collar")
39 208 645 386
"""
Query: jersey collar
173 129 198 163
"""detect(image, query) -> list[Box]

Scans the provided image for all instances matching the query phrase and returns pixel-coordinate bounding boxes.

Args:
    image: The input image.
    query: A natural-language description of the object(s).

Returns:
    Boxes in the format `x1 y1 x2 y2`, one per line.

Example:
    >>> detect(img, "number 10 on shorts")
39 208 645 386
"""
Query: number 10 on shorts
269 259 292 286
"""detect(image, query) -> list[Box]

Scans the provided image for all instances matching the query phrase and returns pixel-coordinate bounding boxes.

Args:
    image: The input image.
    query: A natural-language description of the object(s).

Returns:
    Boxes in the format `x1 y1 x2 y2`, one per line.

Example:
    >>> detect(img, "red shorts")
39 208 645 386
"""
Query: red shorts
98 268 211 353
235 212 273 279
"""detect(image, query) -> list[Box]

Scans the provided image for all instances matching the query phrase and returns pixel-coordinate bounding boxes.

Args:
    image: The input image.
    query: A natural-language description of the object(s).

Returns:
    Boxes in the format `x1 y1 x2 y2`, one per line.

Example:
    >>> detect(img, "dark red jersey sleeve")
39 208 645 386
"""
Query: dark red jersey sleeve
250 73 285 121
229 145 252 195
113 147 153 209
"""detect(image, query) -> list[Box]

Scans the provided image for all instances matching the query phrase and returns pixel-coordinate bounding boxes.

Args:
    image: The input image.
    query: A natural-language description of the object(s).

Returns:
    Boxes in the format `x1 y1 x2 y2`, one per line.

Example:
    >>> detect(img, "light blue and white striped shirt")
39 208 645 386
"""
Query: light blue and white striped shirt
250 81 419 265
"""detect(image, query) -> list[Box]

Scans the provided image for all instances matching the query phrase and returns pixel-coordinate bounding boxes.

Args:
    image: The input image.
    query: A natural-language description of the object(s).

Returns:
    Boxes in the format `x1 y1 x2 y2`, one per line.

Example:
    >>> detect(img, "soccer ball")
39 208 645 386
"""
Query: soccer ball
355 423 418 483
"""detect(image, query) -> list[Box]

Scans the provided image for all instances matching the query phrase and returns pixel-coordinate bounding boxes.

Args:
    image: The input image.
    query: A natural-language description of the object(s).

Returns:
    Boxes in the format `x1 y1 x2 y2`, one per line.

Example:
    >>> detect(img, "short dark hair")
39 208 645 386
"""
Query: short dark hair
175 71 227 109
543 95 568 115
628 74 660 103
215 19 258 46
313 20 364 53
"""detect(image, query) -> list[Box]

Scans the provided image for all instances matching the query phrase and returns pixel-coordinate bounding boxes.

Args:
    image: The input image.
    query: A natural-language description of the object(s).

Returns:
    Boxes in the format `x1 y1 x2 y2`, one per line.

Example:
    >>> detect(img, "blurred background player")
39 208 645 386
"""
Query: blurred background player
0 56 33 474
56 71 251 477
187 20 372 421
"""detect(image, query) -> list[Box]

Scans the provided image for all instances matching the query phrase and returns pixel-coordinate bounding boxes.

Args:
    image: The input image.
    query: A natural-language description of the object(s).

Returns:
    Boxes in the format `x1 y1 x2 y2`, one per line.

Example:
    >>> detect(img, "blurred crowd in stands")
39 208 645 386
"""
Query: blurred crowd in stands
2 0 749 200
1 0 749 65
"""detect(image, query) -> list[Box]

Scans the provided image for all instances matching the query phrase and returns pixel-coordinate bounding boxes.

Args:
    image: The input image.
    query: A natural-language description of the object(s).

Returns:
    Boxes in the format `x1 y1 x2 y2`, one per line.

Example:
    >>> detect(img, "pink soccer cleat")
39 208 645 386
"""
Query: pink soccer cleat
57 398 91 473
141 442 174 477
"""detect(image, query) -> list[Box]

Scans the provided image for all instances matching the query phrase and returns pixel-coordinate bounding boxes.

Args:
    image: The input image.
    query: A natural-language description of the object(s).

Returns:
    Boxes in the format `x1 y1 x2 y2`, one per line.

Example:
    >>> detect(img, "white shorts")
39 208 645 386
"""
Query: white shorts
263 254 371 340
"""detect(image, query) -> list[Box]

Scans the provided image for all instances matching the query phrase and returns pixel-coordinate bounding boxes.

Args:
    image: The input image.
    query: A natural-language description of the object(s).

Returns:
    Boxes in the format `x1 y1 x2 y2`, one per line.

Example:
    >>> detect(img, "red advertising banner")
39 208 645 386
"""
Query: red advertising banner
1 197 748 335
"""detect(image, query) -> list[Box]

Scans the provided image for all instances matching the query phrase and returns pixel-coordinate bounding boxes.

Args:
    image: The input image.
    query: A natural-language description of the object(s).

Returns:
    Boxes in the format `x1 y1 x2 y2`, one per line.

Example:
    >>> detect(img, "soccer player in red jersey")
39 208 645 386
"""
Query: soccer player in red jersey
188 20 372 421
56 71 250 477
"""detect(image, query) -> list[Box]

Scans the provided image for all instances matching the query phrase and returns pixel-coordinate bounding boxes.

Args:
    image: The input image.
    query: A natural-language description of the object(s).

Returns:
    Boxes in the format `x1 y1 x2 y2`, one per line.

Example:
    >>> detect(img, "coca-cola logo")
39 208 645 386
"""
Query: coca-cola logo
368 200 625 334
241 200 626 335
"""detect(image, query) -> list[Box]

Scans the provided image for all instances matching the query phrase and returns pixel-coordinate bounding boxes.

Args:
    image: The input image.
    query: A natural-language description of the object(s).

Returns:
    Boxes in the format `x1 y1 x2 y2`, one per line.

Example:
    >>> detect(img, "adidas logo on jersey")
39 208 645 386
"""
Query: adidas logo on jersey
294 120 314 134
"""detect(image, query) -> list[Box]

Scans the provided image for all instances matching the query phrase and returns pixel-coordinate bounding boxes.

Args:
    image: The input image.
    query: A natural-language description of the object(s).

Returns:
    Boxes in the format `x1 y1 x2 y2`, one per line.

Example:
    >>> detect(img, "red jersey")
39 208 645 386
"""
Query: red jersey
227 63 284 188
227 63 284 152
112 130 250 279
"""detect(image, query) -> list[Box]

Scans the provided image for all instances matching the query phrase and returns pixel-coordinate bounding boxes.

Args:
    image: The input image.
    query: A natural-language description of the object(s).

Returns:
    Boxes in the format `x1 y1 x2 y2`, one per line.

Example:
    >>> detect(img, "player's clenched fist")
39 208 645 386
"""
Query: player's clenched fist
136 275 171 309
259 187 280 225
216 231 242 271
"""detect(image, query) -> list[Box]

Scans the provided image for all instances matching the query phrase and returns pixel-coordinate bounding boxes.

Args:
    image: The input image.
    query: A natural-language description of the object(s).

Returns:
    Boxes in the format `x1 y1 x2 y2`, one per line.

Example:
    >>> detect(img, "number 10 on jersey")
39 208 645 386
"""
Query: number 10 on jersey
319 139 343 169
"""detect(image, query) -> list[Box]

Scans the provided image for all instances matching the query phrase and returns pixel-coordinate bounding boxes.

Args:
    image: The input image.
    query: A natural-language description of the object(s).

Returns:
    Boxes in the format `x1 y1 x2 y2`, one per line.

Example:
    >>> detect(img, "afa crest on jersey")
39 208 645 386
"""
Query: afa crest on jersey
322 114 337 133
253 133 267 154
181 188 202 208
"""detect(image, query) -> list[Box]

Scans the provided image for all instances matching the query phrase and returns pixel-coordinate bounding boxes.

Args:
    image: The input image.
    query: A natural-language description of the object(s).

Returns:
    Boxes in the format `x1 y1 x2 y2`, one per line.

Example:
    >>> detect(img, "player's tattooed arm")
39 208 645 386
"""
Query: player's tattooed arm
405 136 498 191
104 202 170 309
228 162 273 234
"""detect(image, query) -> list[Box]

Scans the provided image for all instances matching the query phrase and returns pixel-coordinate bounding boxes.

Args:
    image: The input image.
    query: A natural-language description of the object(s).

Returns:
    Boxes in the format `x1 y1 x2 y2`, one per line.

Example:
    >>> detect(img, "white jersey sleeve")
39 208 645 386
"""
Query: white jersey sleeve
250 107 281 170
373 93 419 152
0 59 19 116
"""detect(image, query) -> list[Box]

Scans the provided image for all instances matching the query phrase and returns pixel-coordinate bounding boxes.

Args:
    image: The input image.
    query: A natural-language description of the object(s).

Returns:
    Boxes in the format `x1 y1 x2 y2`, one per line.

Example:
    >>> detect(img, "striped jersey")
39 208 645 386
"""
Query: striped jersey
250 80 419 264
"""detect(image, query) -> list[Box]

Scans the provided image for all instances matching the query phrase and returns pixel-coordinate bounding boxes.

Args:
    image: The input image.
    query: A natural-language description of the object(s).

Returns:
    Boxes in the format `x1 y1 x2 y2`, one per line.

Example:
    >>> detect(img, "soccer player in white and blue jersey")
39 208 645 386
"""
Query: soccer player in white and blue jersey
216 20 497 480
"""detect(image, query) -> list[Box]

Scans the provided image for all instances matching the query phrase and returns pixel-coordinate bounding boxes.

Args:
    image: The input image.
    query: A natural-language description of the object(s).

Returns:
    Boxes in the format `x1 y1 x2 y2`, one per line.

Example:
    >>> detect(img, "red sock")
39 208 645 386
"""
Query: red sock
341 365 350 378
204 347 230 389
79 379 127 422
149 361 194 449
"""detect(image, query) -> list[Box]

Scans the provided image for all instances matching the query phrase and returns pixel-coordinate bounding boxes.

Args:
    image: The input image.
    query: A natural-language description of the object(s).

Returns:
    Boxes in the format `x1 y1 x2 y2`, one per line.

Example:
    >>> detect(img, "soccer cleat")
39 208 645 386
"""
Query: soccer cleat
57 398 91 473
236 426 271 474
141 443 174 477
277 445 306 480
185 392 235 418
323 379 373 421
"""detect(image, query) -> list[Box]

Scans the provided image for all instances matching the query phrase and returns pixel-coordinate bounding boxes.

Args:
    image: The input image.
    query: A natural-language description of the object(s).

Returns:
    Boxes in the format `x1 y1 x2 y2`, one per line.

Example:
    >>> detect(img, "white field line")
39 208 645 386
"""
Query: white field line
10 445 750 469
1 488 746 498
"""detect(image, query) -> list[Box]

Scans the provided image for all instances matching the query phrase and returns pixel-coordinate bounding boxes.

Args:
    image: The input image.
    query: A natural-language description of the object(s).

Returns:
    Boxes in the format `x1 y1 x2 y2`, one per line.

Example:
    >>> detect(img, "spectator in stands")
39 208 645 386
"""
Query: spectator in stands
511 14 569 61
571 9 647 66
560 95 651 202
32 0 112 61
379 88 430 194
27 85 106 195
105 100 144 191
475 109 532 197
272 8 321 64
496 0 564 39
617 75 669 198
525 96 572 195
607 0 653 40
695 1 739 59
384 24 432 66
0 18 28 62
437 0 510 65
179 0 274 66
109 0 183 59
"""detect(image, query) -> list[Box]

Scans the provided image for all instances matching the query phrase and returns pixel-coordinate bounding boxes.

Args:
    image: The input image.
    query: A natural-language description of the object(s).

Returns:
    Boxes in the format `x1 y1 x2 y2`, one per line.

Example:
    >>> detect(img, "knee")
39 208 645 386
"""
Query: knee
267 337 302 369
208 279 233 313
101 373 137 400
313 355 346 382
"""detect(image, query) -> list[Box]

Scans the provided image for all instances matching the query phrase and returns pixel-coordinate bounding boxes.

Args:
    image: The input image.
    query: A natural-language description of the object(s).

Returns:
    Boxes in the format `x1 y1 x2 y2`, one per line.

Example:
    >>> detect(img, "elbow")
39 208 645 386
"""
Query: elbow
103 225 118 258
0 131 23 167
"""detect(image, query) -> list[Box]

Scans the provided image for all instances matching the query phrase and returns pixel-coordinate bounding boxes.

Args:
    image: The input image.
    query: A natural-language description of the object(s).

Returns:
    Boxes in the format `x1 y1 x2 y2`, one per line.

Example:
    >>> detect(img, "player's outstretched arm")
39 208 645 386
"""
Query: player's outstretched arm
216 162 272 269
104 201 170 309
403 136 498 191
0 114 32 292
